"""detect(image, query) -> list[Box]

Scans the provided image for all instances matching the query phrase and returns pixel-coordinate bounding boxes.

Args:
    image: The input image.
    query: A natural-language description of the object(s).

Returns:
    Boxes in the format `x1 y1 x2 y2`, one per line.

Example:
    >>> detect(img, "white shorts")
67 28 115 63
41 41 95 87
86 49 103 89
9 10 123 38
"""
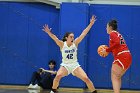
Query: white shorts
60 62 80 75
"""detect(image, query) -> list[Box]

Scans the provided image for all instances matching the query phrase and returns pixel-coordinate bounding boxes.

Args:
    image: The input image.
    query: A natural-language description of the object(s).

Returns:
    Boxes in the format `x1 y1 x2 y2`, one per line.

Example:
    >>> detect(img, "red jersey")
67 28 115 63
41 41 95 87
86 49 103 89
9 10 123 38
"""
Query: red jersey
106 31 129 57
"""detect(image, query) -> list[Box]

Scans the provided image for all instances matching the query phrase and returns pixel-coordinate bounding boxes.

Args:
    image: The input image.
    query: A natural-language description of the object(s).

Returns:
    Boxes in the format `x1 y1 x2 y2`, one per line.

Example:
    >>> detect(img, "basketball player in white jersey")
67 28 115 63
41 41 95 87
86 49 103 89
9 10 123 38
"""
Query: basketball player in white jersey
42 15 97 93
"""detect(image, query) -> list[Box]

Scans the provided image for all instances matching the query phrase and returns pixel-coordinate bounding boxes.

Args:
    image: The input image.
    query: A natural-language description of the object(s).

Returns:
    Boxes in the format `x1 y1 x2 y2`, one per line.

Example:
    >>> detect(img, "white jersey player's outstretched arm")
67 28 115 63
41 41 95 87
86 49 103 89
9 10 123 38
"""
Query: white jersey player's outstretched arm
42 24 63 48
75 15 96 46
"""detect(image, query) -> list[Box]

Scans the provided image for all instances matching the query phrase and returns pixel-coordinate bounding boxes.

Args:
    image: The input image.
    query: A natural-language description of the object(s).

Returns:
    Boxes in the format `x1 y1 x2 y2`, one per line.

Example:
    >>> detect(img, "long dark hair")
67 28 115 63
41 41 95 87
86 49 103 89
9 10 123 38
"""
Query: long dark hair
108 19 118 31
62 32 73 42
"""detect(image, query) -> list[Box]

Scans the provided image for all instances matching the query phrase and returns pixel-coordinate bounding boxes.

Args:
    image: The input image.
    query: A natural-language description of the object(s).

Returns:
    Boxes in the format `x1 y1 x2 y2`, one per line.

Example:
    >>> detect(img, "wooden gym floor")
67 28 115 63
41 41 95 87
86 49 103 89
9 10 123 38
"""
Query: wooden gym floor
0 85 140 93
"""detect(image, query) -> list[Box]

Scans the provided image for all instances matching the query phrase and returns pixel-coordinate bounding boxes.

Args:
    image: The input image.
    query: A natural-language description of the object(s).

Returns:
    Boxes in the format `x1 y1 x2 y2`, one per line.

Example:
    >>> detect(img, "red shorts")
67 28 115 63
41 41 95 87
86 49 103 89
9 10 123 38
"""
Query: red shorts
113 52 132 70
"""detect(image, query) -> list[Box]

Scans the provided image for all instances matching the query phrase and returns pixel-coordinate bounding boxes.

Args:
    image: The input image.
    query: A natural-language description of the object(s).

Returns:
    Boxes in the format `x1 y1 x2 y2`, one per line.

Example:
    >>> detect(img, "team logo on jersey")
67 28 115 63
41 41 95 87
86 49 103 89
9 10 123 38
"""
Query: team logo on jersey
65 49 75 53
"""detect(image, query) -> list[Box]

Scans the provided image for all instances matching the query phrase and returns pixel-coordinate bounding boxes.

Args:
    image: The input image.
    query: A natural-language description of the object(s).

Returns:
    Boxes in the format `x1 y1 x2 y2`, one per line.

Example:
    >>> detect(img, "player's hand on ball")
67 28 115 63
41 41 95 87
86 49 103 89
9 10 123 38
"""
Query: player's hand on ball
97 45 109 57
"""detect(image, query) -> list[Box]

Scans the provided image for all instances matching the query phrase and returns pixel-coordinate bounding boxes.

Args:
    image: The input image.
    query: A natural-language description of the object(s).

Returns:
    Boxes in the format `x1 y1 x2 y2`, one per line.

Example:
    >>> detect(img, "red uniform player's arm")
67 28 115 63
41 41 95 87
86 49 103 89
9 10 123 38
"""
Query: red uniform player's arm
106 32 120 52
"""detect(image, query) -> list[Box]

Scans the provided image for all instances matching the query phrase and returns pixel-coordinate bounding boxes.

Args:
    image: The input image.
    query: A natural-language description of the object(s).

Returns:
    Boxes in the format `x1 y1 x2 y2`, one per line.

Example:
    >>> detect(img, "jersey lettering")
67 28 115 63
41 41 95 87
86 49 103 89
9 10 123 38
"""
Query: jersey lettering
119 34 125 44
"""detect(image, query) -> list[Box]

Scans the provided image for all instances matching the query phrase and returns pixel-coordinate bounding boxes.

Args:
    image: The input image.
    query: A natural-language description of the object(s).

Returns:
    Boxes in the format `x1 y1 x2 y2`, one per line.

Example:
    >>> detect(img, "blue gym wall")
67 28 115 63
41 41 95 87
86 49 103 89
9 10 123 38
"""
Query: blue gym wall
88 4 140 89
0 2 60 84
0 2 140 90
59 3 89 88
60 3 140 90
88 4 130 89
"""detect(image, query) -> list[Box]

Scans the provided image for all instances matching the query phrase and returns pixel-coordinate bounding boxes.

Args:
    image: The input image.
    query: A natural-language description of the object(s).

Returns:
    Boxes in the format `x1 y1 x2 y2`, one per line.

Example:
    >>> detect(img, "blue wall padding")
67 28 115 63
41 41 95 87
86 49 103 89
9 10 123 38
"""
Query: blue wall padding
87 5 112 88
129 6 140 89
0 2 140 90
0 2 59 84
59 3 89 88
88 4 140 89
109 5 132 89
0 2 9 84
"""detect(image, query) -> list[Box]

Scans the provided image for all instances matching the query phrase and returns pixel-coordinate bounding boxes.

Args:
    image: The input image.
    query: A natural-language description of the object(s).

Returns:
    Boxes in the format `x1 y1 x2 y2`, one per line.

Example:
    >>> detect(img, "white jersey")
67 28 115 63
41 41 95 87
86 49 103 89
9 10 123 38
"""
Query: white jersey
61 42 78 64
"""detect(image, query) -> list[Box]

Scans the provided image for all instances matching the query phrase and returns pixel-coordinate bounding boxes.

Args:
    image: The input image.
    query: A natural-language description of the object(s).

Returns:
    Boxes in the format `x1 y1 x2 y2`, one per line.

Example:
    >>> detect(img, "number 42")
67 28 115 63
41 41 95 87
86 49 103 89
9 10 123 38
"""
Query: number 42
66 54 73 59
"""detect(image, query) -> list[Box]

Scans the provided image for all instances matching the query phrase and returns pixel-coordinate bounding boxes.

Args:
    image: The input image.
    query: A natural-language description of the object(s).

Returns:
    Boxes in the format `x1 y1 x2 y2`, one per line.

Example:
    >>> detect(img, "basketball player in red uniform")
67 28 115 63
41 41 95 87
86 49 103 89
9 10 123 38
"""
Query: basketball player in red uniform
103 20 132 93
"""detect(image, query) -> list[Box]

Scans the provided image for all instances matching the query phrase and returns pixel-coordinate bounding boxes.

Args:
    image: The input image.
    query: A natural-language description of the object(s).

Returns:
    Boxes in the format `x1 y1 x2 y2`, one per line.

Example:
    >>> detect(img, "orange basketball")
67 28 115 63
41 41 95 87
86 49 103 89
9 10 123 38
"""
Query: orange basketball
97 45 109 57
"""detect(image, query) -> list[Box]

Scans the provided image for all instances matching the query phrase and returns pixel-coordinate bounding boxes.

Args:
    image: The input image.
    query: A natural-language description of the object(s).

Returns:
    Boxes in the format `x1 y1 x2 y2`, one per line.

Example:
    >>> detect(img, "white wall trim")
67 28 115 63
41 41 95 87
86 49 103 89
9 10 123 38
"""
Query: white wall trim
0 0 140 8
34 0 60 8
0 0 61 8
0 0 35 2
85 1 140 6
